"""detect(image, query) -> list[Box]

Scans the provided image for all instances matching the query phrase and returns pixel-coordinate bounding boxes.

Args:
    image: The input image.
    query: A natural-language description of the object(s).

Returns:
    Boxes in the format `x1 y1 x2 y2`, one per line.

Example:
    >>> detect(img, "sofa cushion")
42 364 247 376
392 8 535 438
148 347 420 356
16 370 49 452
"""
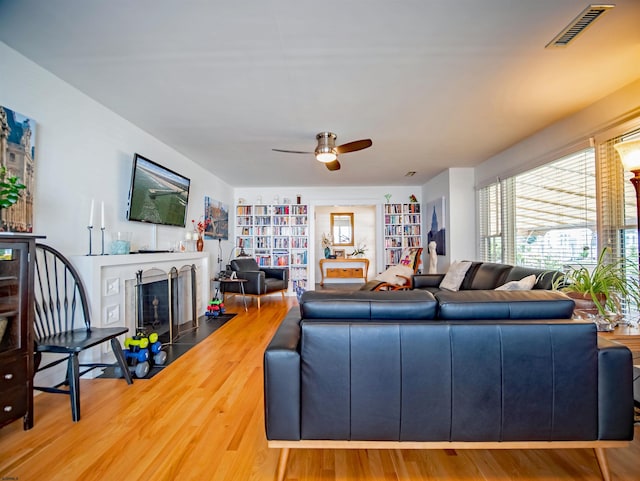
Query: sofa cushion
439 261 472 291
495 274 536 291
435 290 575 320
504 266 560 290
468 262 513 290
299 290 437 321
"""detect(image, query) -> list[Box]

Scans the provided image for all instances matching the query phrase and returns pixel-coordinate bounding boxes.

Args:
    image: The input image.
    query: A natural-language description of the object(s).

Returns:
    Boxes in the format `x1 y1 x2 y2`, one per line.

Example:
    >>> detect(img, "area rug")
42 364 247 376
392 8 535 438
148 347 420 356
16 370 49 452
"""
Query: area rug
99 313 236 380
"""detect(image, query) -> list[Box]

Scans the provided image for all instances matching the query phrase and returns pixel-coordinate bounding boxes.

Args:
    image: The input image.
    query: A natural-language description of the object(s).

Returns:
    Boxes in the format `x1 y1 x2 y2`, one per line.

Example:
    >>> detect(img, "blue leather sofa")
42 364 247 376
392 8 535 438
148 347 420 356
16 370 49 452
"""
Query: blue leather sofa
264 290 634 481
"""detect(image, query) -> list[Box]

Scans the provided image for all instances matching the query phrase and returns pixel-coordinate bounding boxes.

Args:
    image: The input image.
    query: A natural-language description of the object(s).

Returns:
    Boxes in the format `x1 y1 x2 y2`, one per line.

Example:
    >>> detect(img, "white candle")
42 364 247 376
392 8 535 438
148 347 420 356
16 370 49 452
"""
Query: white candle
101 201 105 229
89 199 94 227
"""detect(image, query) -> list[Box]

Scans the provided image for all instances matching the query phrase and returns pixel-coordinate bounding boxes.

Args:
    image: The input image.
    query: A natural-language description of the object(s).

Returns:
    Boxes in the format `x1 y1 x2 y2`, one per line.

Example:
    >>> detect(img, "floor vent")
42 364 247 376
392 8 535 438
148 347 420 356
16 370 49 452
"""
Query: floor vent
545 4 614 48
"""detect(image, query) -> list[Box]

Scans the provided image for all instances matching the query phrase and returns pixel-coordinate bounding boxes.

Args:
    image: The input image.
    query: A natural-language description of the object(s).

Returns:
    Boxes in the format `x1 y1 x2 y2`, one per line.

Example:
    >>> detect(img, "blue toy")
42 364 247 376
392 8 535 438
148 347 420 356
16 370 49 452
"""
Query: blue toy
115 331 167 378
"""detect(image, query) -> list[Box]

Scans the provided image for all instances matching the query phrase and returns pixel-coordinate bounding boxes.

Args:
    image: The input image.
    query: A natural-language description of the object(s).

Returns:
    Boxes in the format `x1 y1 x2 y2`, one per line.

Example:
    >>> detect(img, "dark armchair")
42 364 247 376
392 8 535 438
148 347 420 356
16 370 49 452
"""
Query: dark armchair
226 257 289 309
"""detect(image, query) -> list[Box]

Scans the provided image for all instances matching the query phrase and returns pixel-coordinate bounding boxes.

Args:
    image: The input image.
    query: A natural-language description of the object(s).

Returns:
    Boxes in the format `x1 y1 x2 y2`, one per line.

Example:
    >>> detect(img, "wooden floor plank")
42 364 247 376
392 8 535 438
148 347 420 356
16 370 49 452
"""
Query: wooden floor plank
1 294 639 480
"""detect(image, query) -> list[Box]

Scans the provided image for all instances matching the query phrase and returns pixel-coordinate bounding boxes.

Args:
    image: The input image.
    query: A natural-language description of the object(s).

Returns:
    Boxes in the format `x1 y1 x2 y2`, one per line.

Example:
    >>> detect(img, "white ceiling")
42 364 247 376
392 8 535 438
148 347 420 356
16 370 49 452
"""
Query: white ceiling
1 0 639 187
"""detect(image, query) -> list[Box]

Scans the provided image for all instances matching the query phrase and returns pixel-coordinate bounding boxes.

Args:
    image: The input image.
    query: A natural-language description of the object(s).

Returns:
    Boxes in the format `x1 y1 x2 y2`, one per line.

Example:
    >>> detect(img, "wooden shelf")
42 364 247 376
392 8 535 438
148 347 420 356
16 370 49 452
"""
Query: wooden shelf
384 203 422 269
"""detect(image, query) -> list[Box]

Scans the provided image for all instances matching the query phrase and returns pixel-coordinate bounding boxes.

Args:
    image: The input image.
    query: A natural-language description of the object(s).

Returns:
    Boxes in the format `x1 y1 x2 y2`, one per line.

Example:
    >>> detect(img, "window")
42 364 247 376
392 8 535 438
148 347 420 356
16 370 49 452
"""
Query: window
599 129 640 263
479 148 596 269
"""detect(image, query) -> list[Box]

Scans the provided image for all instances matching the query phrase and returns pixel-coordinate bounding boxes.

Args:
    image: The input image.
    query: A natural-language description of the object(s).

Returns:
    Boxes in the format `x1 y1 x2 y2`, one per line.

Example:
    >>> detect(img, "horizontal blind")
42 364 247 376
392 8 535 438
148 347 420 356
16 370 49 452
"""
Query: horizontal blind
478 182 502 262
598 128 640 317
599 128 640 261
479 148 596 269
513 148 596 268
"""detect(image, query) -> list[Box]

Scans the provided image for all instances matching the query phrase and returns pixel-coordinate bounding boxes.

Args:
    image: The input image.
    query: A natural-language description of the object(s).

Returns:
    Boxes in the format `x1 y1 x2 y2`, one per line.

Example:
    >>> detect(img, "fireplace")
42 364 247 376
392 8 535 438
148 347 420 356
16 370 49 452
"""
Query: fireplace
135 265 198 343
70 251 210 371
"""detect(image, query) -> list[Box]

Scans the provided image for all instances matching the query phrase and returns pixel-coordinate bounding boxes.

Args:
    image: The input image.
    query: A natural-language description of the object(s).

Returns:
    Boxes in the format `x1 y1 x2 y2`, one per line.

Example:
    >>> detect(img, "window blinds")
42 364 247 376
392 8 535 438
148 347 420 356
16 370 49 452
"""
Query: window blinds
478 148 596 268
598 128 640 263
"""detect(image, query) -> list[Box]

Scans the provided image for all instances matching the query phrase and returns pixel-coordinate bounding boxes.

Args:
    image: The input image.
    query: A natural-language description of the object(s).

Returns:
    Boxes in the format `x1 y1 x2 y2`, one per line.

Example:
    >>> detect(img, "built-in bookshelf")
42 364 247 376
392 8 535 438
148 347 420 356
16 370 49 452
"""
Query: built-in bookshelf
234 203 309 291
383 202 422 268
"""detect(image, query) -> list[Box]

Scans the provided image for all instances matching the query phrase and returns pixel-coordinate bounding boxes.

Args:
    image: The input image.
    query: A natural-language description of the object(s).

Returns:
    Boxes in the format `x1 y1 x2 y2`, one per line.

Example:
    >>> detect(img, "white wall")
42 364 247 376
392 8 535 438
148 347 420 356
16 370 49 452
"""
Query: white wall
476 79 640 188
0 42 234 276
422 168 475 271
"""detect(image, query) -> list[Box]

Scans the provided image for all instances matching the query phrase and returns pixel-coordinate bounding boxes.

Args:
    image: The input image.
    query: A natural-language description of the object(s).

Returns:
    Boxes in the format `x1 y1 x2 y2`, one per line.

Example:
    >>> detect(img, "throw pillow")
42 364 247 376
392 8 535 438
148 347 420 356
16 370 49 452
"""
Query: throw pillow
495 274 536 291
399 248 421 271
439 261 472 291
375 264 414 286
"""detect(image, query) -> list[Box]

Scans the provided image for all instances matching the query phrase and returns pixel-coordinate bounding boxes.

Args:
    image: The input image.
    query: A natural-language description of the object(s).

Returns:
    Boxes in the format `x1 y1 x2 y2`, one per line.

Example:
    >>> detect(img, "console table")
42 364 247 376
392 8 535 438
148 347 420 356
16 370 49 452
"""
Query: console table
319 258 369 286
600 324 640 353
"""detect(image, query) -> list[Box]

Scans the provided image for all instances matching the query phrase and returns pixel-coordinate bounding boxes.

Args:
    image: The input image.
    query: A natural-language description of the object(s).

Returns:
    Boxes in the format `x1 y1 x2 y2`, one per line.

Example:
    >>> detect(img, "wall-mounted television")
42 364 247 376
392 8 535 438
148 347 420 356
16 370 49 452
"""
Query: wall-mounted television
126 153 191 227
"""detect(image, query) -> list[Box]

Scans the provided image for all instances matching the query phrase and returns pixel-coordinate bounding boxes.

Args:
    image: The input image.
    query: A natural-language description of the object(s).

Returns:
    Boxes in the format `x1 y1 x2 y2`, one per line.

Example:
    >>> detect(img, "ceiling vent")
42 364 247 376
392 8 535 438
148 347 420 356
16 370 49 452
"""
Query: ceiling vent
545 4 614 48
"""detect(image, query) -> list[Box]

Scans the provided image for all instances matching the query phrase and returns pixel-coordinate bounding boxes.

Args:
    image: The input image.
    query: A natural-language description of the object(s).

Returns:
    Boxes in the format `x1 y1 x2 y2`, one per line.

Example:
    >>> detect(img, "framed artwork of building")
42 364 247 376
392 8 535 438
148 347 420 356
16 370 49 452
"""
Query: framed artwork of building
426 196 446 255
204 197 229 240
0 106 35 233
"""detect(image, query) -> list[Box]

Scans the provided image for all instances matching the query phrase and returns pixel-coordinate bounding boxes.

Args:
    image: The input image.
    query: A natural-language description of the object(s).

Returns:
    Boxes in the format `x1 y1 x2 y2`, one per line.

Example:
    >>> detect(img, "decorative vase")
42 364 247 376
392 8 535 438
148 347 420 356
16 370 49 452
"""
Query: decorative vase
324 246 331 258
196 234 204 252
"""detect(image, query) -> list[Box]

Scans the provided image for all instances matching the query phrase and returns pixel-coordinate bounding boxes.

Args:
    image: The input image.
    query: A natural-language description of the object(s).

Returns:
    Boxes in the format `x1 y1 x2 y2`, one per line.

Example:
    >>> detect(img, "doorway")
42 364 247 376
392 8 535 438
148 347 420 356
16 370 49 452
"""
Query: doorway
314 204 377 285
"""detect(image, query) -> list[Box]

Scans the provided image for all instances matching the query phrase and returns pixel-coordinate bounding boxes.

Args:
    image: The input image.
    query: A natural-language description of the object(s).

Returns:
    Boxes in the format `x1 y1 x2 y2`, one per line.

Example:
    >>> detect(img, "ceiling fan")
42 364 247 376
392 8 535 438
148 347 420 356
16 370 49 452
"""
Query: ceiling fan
272 132 372 171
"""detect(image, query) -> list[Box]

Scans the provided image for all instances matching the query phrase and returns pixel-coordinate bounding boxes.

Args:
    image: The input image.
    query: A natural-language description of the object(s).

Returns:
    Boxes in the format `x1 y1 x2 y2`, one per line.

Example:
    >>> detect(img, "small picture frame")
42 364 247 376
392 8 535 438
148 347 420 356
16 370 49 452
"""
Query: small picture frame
334 249 345 258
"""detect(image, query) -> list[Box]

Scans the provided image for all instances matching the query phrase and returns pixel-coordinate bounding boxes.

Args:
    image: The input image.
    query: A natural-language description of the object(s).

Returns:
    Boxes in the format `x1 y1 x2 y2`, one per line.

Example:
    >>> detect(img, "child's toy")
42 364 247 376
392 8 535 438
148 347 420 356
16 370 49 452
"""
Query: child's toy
205 298 226 317
115 331 167 378
146 331 167 365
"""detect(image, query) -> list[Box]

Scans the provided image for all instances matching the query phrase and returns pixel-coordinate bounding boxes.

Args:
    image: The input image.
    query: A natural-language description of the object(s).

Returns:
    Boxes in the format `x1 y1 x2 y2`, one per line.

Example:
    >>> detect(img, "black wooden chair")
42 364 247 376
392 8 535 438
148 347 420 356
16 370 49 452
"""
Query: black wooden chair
32 243 133 422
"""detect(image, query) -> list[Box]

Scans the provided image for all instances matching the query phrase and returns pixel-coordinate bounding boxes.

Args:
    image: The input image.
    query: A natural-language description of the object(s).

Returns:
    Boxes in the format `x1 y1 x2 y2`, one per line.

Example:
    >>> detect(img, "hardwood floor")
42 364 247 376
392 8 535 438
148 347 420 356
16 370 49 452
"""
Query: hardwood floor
1 294 639 481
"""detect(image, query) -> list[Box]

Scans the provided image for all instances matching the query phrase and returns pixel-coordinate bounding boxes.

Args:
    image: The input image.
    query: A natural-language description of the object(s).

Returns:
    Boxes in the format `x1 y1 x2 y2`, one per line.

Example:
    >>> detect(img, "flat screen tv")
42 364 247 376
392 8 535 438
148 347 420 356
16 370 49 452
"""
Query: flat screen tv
126 153 191 227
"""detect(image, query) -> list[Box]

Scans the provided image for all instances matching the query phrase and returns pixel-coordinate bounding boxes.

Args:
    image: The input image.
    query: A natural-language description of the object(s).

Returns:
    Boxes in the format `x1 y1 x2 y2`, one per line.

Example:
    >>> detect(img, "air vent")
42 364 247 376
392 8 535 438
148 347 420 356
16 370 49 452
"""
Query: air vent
405 171 416 177
545 4 614 48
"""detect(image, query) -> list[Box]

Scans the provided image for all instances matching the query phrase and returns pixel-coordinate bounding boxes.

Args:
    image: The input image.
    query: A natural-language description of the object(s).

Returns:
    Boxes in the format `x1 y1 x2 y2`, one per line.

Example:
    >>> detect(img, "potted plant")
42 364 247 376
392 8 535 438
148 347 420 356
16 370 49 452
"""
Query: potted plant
552 246 640 318
350 242 367 257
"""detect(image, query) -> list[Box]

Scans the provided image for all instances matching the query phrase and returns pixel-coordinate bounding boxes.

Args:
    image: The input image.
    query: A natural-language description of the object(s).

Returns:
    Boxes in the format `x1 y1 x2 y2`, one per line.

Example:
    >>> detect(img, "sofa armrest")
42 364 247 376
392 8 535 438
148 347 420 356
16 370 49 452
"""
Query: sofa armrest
264 308 302 440
412 274 444 289
597 337 635 440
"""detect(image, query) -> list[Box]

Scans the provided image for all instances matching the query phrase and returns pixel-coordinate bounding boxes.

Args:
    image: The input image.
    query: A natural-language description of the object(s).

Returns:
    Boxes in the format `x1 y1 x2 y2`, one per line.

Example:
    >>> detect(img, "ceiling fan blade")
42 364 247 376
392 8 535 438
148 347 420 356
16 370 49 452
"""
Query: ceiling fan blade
272 148 313 154
325 159 341 171
336 139 372 154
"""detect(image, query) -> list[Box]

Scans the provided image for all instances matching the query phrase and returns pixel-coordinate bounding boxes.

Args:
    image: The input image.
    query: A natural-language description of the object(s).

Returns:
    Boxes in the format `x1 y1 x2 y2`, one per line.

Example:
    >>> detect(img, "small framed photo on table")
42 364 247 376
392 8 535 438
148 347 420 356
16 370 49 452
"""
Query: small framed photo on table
334 249 345 258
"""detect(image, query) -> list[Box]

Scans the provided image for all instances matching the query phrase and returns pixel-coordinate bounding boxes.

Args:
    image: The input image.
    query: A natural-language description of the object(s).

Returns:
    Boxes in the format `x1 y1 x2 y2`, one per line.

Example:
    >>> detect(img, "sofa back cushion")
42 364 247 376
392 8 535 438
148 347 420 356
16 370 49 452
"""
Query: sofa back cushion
467 262 513 290
435 290 575 320
504 266 562 290
299 290 437 321
299 321 598 442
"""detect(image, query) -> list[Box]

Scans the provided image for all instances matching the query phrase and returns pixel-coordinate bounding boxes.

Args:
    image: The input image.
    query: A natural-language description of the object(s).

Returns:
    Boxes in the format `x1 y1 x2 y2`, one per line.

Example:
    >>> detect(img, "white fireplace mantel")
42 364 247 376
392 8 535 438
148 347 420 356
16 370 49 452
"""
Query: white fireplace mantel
71 252 210 362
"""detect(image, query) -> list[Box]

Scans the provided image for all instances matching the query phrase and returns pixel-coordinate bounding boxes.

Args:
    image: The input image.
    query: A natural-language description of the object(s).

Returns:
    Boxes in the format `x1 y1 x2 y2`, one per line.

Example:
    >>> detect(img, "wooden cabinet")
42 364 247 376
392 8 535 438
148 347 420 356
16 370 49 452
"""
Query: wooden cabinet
326 267 364 278
0 234 40 430
319 258 369 286
234 203 309 291
383 203 422 269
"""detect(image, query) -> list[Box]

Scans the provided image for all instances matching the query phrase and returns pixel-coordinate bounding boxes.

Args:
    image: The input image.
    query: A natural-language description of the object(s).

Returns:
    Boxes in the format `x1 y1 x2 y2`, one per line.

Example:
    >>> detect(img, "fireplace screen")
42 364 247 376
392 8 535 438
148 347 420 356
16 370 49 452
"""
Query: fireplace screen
135 265 197 343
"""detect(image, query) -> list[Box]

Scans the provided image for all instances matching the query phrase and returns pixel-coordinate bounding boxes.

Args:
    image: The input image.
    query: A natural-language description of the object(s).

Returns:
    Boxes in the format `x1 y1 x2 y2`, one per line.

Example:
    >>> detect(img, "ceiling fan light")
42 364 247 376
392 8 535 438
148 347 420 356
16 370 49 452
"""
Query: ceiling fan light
316 151 337 163
315 132 338 162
